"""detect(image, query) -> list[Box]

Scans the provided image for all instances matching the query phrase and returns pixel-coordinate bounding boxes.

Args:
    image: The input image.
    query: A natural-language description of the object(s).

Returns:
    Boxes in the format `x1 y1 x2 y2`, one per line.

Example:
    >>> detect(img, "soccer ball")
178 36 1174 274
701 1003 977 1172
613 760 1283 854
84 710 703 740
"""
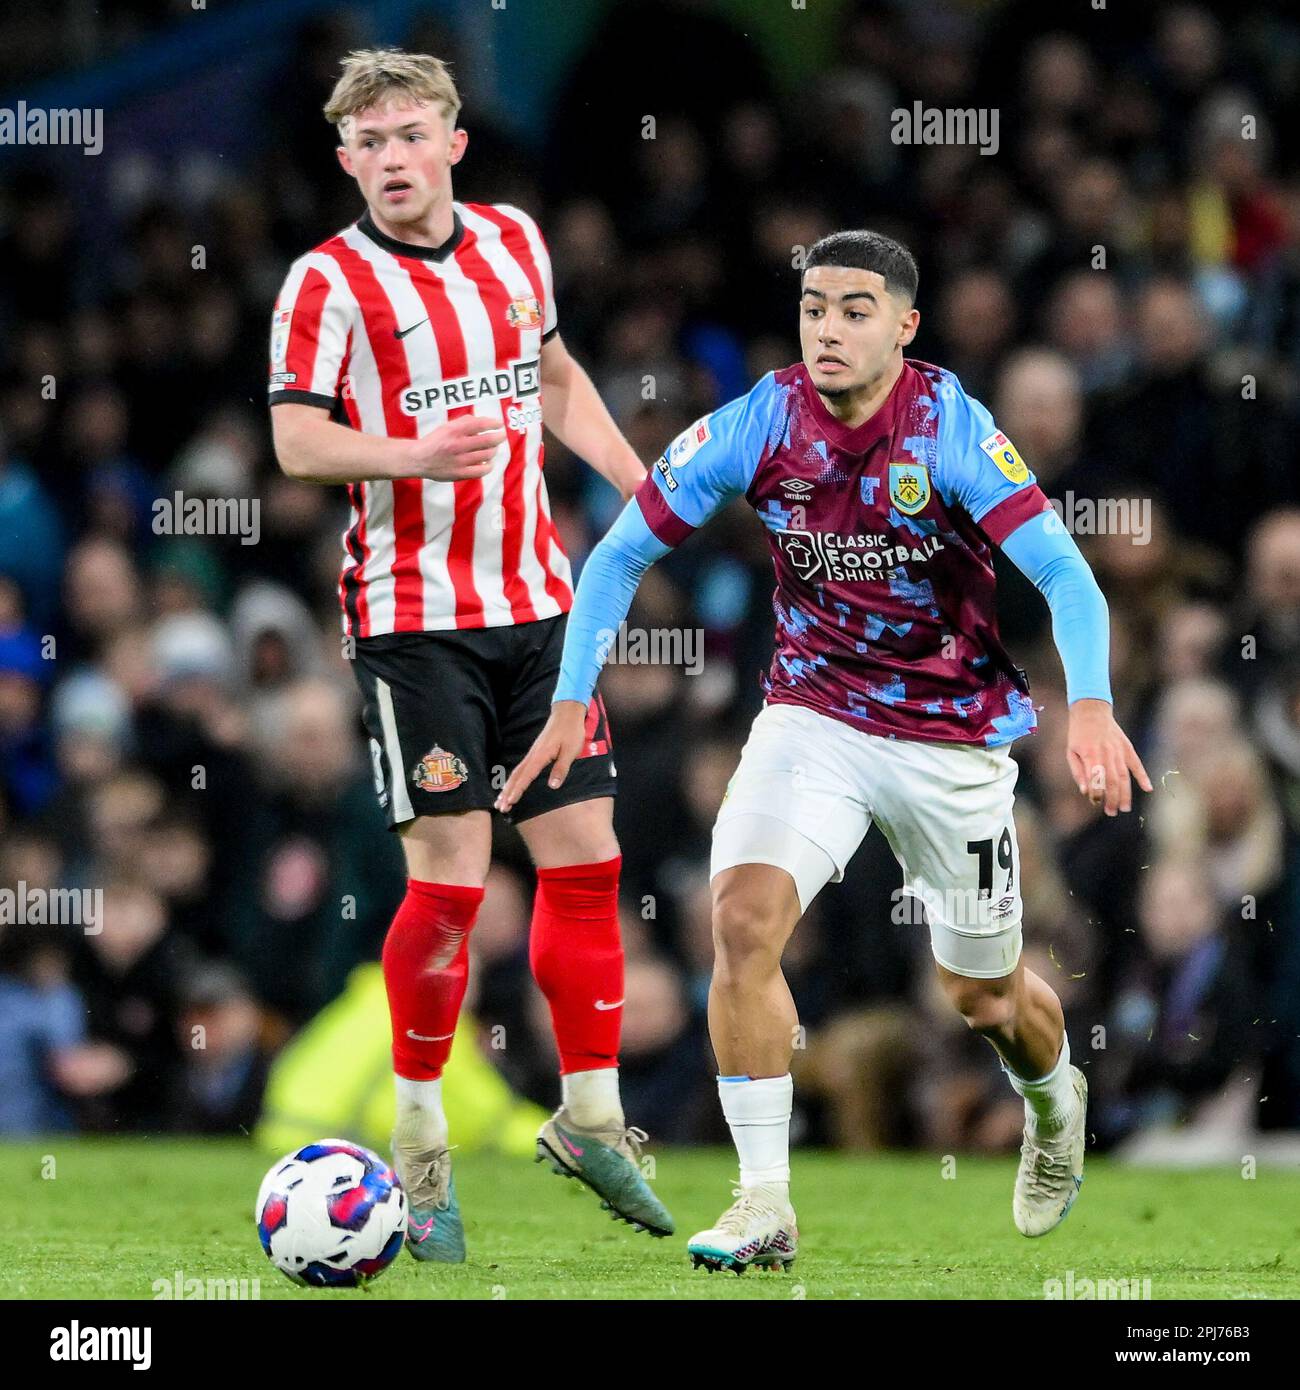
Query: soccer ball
255 1139 407 1287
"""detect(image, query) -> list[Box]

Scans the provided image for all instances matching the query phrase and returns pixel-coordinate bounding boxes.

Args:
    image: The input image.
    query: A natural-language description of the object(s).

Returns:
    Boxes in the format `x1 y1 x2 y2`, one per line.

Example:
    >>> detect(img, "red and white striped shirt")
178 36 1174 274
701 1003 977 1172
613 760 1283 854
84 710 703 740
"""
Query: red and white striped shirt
268 202 574 636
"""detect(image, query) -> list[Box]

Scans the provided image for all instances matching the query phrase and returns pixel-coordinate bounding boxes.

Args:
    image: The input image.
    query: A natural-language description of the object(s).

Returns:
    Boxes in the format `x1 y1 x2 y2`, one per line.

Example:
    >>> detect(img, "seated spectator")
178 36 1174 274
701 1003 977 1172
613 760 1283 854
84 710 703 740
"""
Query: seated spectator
71 878 189 1131
1095 859 1258 1145
171 963 272 1134
0 921 124 1135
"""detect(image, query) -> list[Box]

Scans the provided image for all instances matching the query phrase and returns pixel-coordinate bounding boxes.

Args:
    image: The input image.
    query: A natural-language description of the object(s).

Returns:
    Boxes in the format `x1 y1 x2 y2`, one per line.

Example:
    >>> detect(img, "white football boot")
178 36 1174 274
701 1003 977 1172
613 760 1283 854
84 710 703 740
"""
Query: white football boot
687 1184 798 1274
1013 1066 1088 1237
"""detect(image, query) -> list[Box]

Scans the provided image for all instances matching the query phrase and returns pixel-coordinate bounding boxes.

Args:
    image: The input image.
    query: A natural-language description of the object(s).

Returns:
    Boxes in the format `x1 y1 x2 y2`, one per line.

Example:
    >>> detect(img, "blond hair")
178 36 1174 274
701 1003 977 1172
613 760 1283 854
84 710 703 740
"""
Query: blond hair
323 49 461 137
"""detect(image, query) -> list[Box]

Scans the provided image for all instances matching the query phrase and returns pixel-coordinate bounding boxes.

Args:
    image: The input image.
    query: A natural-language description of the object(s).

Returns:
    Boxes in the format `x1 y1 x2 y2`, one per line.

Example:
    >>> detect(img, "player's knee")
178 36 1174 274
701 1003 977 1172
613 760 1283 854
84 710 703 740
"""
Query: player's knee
399 811 492 885
944 975 1016 1035
711 888 785 976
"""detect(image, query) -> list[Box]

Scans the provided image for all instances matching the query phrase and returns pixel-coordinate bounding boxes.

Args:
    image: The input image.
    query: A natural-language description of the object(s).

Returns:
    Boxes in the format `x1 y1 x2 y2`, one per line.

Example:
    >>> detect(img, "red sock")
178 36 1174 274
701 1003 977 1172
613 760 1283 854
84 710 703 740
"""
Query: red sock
530 855 624 1074
382 879 484 1080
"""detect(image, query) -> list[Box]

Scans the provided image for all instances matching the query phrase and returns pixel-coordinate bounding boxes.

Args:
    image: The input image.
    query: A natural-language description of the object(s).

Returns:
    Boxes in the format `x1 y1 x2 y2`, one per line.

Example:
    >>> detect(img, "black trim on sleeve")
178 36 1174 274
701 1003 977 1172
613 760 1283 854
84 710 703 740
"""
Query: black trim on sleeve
541 325 560 345
268 390 339 410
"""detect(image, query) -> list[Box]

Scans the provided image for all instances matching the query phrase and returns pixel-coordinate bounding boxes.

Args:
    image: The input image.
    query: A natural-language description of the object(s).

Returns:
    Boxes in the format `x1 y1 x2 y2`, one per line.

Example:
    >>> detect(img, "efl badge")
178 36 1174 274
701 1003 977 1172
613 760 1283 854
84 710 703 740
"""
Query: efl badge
411 745 469 793
979 430 1028 483
888 461 931 515
505 296 543 330
667 416 712 467
271 308 291 369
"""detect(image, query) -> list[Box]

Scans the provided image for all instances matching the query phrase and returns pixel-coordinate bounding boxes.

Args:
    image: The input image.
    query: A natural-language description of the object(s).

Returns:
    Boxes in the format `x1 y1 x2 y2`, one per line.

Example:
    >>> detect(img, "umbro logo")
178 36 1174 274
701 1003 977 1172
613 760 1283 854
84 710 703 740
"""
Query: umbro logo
394 317 428 340
781 479 814 500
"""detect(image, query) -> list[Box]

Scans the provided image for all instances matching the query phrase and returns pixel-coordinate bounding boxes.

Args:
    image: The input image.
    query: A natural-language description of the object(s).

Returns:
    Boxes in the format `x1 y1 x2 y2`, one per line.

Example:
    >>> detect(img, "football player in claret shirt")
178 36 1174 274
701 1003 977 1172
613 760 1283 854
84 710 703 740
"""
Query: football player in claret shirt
268 49 674 1261
501 230 1153 1273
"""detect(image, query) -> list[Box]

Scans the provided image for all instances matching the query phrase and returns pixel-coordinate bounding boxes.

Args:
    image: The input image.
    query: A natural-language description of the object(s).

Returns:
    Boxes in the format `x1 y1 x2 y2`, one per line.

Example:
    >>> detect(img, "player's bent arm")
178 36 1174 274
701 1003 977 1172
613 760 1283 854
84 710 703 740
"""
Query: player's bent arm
498 379 775 809
271 403 410 483
554 502 671 705
999 509 1111 705
1000 510 1152 812
270 402 504 485
495 502 669 810
540 334 646 501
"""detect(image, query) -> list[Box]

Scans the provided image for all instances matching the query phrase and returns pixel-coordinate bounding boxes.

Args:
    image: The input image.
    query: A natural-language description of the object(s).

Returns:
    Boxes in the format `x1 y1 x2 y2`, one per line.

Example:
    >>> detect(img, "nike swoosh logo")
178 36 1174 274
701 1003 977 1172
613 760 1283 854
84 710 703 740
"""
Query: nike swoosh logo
394 318 428 340
594 998 624 1011
406 1028 455 1041
409 1216 435 1242
559 1133 585 1158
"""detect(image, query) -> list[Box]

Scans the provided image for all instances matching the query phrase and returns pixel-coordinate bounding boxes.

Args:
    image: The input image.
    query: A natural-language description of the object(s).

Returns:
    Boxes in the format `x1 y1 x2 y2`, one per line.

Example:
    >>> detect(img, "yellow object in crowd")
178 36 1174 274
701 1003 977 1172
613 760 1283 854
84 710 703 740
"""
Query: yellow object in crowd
255 963 546 1158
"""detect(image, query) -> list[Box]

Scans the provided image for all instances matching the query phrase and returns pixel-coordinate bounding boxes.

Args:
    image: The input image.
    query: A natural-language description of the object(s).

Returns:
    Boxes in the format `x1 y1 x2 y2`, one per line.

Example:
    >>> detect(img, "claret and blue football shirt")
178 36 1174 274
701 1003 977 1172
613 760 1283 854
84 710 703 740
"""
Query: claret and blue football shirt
555 359 1111 747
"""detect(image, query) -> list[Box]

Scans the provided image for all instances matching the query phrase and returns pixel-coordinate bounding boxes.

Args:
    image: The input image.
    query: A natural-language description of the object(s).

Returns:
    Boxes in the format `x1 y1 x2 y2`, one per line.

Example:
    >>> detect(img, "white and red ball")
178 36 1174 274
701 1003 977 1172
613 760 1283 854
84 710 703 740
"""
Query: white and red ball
255 1139 406 1287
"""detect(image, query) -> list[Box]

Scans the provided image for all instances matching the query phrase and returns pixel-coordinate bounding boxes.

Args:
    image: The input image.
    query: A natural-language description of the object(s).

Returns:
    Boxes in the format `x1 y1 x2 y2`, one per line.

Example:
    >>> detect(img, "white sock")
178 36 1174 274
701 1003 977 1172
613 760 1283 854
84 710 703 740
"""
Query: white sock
562 1067 624 1129
1006 1032 1078 1136
393 1076 448 1149
718 1074 792 1192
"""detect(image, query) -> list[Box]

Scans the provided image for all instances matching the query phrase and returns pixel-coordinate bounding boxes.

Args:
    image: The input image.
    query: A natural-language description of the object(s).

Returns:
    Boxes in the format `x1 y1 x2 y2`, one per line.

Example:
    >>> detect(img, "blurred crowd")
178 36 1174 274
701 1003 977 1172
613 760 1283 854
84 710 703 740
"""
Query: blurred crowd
3 0 1300 1153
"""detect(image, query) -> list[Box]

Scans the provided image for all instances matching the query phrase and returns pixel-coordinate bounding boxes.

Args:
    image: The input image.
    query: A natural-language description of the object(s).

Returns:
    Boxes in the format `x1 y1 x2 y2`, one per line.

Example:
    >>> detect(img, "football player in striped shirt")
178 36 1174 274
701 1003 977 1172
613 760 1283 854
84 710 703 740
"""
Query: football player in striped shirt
269 49 672 1261
500 230 1152 1272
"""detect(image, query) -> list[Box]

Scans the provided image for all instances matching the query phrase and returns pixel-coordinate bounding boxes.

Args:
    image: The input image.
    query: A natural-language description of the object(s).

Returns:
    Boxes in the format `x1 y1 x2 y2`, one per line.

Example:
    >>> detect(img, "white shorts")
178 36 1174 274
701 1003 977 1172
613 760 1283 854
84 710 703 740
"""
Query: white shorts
710 702 1024 979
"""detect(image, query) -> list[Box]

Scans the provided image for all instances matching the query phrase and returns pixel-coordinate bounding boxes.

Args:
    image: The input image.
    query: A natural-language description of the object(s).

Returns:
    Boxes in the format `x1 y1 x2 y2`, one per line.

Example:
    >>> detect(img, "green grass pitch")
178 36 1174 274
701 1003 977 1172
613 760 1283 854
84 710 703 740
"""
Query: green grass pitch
4 1139 1298 1300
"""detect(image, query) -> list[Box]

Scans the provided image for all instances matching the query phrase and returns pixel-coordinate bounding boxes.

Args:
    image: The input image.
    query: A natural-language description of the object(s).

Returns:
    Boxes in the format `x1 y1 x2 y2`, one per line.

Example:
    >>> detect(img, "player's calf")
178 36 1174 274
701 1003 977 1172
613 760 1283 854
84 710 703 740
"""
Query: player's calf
936 959 1085 1234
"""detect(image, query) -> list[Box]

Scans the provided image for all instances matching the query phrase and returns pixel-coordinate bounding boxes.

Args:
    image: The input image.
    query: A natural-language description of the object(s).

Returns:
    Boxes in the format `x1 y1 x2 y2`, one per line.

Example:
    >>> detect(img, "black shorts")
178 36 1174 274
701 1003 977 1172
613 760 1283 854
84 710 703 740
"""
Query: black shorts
352 614 616 828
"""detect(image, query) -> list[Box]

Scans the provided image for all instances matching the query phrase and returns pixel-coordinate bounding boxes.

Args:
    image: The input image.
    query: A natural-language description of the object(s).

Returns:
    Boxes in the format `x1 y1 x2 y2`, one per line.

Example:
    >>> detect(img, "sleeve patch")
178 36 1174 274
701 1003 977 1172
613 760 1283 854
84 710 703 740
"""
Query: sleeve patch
979 430 1028 483
654 455 678 492
271 308 292 370
667 416 712 467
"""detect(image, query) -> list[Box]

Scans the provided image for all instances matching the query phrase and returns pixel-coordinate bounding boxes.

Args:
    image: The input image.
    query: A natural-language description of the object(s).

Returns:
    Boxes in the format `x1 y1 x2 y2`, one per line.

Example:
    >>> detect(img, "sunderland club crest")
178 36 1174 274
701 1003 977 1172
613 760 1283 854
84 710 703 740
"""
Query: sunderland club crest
505 296 543 330
411 745 469 793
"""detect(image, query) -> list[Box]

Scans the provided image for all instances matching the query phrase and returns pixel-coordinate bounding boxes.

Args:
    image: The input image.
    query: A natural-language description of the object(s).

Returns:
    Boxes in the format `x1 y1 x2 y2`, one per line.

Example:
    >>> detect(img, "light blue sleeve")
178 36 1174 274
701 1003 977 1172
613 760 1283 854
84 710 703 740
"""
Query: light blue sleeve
933 374 1040 529
641 372 784 533
1000 510 1113 705
553 503 669 705
553 374 784 706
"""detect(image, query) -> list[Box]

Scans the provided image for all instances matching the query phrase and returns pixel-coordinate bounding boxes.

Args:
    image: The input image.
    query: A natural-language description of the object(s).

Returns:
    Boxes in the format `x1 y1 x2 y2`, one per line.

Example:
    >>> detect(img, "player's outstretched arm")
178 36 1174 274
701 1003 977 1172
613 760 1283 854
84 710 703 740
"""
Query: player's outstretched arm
271 402 504 485
1000 510 1153 816
540 334 646 500
495 501 669 811
500 379 775 809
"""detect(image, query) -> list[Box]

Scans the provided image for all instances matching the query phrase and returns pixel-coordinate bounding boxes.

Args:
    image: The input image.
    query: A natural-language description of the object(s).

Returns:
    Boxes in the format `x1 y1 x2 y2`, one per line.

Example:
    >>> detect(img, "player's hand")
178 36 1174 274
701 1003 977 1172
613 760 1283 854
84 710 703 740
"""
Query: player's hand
403 414 506 481
1066 697 1153 816
495 700 587 813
